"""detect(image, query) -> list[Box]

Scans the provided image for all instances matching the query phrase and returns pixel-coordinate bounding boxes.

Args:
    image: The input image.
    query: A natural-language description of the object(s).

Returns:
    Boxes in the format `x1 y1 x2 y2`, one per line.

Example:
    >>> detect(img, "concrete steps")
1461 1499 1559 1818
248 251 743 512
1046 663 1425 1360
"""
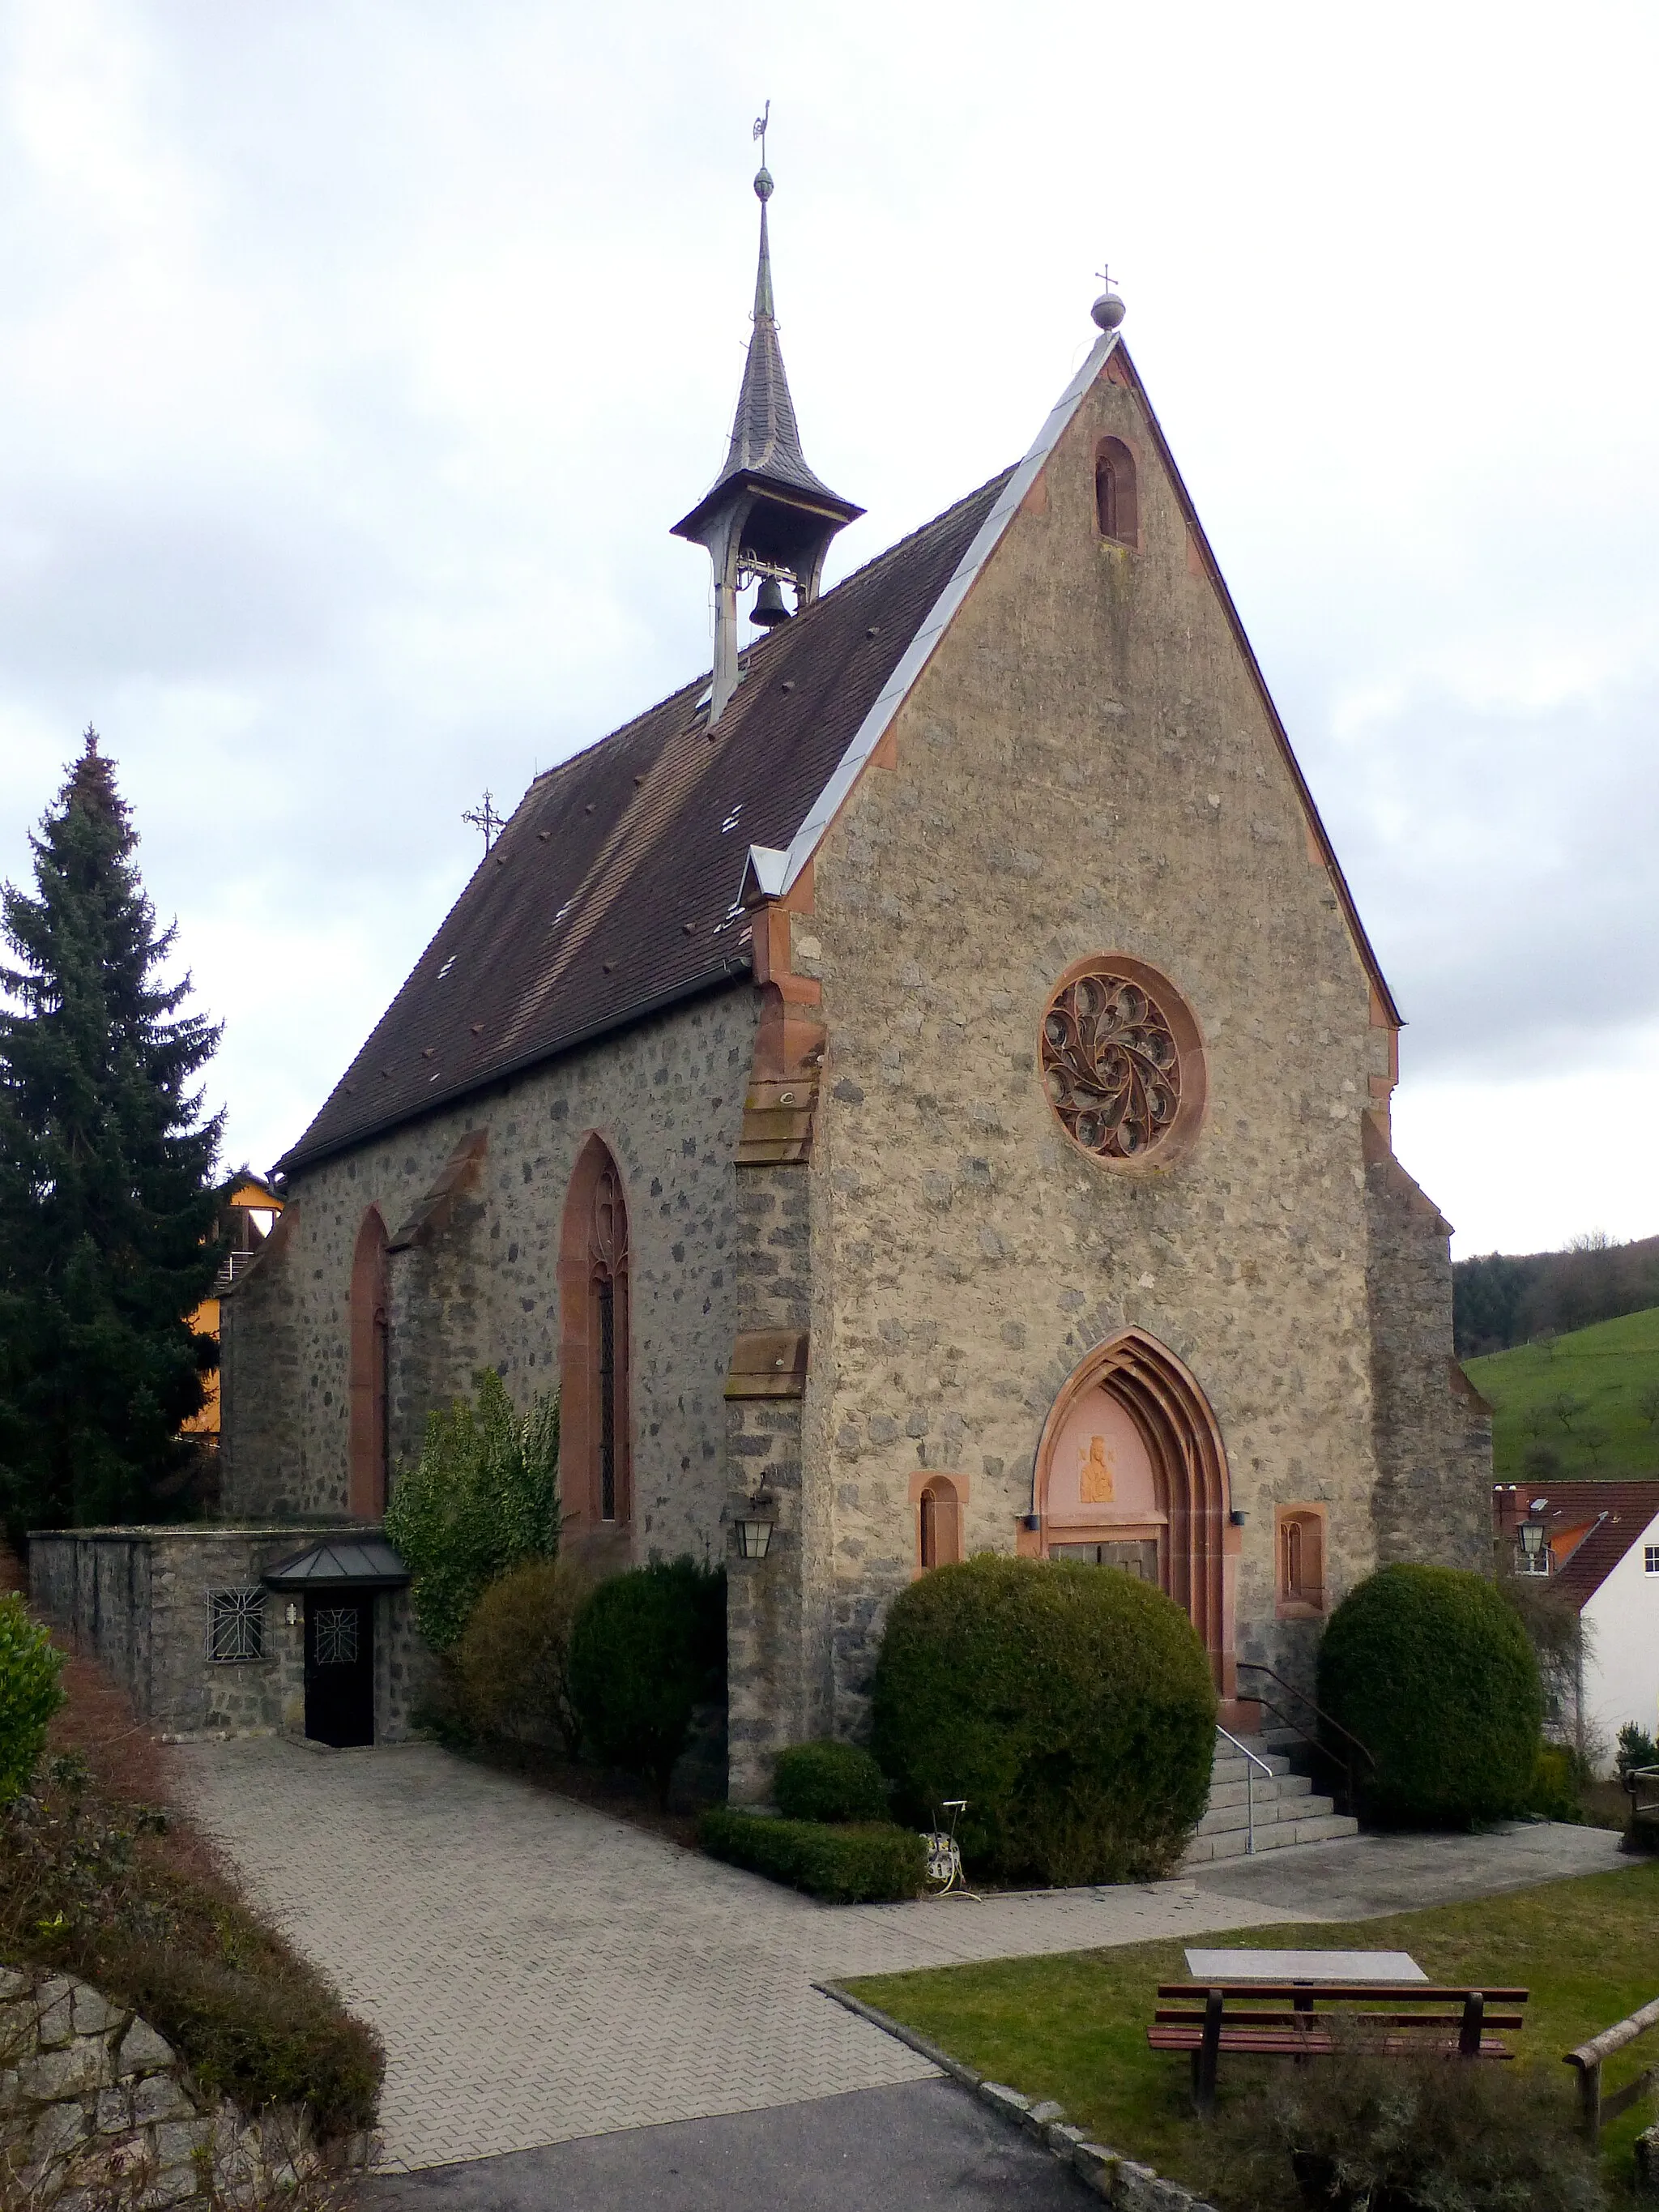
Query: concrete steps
1180 1736 1358 1866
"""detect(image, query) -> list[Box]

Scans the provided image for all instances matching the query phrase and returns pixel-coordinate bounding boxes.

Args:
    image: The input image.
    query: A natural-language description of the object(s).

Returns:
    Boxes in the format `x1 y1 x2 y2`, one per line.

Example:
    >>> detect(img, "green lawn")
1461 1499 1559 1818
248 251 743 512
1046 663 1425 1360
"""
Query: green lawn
844 1859 1659 2201
1465 1305 1659 1482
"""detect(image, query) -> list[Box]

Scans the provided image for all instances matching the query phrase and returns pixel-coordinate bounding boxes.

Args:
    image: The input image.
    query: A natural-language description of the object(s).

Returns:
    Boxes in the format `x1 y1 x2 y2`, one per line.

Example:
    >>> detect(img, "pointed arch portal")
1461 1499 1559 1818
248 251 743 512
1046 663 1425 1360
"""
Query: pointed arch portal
1033 1328 1237 1695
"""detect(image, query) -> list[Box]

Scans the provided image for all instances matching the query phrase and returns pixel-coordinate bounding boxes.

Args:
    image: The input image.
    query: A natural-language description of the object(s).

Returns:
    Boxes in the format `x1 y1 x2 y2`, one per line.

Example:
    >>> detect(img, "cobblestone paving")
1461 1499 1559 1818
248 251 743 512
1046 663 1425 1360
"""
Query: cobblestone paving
176 1740 1293 2171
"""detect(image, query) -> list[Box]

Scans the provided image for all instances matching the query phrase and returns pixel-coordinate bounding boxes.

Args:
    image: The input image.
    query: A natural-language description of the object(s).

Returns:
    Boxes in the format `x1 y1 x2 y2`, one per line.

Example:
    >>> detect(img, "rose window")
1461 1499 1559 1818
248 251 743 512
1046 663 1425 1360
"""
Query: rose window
1041 969 1183 1160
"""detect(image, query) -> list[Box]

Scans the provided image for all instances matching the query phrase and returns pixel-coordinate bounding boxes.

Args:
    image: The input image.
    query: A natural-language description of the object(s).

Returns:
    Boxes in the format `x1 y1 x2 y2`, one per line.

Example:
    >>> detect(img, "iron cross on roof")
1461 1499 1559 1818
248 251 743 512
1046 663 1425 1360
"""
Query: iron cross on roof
463 790 505 851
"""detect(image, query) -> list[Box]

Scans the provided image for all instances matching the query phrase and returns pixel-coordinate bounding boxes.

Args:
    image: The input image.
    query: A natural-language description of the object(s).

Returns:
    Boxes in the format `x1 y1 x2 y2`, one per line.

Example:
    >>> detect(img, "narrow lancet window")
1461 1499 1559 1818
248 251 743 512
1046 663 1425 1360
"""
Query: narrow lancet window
560 1137 631 1535
1095 438 1139 547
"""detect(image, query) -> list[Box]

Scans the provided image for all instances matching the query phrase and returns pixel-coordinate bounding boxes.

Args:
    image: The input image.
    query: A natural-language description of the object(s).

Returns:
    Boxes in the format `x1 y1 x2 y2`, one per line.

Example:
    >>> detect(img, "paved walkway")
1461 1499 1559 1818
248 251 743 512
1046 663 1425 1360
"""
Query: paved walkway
174 1740 1287 2171
174 1740 1635 2175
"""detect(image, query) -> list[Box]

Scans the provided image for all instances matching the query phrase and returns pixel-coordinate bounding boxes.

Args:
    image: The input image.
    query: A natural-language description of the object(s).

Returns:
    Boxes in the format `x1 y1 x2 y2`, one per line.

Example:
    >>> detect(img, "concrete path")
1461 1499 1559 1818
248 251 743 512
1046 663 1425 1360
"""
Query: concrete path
1193 1815 1628 1919
174 1739 1637 2176
362 2079 1085 2211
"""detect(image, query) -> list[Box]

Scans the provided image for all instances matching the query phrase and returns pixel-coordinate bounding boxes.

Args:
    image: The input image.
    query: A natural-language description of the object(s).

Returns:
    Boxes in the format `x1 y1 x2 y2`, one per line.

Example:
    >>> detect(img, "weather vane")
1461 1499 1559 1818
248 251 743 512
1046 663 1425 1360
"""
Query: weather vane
463 789 505 852
753 99 770 165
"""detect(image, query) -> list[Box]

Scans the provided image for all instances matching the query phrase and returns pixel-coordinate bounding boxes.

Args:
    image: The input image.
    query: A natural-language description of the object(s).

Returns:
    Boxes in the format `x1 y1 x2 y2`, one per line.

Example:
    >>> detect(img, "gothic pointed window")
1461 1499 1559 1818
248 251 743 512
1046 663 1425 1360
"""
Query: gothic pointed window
348 1207 390 1518
559 1137 632 1534
589 1163 629 1524
1095 438 1138 548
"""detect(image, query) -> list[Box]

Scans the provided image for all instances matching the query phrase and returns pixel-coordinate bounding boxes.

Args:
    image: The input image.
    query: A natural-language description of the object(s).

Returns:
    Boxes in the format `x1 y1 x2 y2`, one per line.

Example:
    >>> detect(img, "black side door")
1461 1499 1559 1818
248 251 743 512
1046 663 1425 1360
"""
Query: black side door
304 1593 375 1747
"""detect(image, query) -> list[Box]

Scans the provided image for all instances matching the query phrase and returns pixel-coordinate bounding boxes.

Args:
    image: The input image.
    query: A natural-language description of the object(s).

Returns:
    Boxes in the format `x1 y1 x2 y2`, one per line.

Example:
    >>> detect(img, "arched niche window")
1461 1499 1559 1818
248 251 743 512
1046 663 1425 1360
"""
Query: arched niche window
1095 437 1139 548
913 1473 965 1573
558 1136 631 1532
348 1207 390 1518
1277 1506 1325 1618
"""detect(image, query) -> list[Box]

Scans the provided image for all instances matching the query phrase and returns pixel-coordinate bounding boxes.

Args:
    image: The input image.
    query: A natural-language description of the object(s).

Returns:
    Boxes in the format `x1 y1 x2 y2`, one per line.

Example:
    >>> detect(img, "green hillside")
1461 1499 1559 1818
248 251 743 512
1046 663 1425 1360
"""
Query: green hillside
1464 1304 1659 1483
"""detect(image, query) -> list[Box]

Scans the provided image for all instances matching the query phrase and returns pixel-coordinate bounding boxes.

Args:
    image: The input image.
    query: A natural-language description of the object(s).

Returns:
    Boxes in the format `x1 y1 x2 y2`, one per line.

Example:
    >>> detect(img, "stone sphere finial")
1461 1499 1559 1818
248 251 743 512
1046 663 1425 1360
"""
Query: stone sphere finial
1092 289 1126 333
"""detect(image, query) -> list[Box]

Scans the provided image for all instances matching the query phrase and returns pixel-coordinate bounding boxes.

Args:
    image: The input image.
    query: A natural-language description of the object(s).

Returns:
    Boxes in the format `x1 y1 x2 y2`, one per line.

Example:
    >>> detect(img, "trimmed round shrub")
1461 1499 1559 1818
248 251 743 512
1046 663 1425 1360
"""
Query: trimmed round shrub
454 1557 590 1755
871 1555 1218 1885
774 1740 888 1824
1317 1564 1542 1826
0 1593 65 1801
568 1558 725 1799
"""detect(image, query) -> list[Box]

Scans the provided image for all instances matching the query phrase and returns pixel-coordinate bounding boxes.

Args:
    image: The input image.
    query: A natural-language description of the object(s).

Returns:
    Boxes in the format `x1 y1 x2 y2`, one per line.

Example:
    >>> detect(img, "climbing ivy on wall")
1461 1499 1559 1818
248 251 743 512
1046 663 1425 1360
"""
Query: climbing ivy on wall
384 1369 559 1649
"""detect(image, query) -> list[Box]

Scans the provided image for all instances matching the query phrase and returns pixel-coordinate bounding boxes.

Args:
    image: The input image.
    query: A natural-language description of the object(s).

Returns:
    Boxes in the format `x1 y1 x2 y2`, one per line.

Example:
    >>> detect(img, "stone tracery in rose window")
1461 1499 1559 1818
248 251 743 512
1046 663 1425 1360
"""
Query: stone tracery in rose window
1041 969 1183 1161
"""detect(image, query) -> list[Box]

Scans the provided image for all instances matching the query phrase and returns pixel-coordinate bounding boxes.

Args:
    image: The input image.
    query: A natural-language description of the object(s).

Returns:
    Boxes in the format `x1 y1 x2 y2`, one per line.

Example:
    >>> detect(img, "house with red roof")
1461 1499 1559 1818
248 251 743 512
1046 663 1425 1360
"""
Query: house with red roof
1497 1481 1659 1771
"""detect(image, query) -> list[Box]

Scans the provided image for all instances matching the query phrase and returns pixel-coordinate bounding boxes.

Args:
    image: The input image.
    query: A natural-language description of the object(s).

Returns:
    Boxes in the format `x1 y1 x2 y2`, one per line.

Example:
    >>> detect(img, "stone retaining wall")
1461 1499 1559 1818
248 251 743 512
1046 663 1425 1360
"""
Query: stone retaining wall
0 1963 362 2207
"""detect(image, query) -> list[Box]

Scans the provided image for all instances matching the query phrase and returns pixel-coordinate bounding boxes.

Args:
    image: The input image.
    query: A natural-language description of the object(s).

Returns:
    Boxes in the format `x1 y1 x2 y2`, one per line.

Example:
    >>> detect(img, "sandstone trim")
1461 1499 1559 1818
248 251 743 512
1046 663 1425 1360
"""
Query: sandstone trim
724 1330 809 1399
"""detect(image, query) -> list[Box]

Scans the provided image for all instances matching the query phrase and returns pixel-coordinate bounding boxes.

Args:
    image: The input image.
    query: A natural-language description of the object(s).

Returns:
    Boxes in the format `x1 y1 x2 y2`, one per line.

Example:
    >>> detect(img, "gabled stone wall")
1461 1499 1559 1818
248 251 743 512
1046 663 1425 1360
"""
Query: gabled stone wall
791 349 1478 1736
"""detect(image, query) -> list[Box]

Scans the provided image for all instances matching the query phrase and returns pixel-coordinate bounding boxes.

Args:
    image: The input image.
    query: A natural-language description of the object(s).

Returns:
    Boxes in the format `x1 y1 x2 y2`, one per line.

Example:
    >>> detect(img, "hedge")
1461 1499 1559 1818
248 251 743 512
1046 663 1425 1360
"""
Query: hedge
872 1553 1217 1885
699 1808 926 1902
568 1557 726 1799
2 1776 382 2138
1317 1563 1542 1826
0 1594 64 1801
773 1740 889 1824
104 1942 383 2136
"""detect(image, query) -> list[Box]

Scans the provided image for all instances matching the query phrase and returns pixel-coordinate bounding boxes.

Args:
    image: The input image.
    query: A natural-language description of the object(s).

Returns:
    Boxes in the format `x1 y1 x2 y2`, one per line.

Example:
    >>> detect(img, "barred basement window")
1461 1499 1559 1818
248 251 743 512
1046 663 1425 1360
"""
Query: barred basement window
207 1588 266 1663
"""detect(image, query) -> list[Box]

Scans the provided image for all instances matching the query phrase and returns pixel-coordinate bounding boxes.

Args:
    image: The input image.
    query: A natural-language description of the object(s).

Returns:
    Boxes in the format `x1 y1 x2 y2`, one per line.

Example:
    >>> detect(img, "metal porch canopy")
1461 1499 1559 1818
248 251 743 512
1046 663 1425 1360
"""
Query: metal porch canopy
262 1535 410 1590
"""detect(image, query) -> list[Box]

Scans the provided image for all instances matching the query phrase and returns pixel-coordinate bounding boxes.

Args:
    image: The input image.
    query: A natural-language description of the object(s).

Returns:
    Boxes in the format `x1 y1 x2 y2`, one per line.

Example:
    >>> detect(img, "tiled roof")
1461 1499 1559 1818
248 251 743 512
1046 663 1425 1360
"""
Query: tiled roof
1496 1480 1659 1606
280 471 1012 1172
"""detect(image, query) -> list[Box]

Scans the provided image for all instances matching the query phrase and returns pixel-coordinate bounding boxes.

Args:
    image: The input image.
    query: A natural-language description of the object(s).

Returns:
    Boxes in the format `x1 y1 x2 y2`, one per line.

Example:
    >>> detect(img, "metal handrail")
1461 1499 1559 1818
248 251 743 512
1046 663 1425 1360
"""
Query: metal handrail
1236 1660 1377 1813
1217 1724 1273 1855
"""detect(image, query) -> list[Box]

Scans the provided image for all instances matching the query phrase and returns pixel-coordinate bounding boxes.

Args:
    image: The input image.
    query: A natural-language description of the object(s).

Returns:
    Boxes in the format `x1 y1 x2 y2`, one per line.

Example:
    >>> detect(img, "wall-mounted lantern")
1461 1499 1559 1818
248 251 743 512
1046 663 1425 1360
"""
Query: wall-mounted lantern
734 1488 778 1561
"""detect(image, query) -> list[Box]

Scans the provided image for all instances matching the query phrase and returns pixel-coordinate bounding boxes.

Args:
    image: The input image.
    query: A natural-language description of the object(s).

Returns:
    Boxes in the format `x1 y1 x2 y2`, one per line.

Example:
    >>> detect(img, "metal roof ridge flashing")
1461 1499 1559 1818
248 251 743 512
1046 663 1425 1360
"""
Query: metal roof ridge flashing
778 330 1119 892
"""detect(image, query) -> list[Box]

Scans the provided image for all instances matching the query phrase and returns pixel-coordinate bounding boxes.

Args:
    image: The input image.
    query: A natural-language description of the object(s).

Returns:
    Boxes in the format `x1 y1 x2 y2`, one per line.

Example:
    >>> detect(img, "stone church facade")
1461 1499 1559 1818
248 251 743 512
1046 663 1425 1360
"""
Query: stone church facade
197 177 1490 1791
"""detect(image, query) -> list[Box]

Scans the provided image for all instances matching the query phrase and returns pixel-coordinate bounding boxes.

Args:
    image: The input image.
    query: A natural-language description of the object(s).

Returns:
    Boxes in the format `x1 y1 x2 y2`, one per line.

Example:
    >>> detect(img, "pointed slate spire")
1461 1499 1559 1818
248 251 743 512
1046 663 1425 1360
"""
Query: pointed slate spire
673 151 863 724
705 166 850 512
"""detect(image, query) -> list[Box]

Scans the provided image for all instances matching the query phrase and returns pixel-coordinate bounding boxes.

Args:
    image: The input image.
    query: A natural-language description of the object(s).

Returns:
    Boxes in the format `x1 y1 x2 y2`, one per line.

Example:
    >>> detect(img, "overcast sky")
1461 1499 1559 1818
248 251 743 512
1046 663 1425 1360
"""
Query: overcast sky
2 0 1655 1258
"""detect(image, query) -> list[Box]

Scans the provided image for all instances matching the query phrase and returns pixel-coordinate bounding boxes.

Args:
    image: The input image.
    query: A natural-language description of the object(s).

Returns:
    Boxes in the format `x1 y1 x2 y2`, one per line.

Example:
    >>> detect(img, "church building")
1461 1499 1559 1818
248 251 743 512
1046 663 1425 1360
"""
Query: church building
186 163 1490 1787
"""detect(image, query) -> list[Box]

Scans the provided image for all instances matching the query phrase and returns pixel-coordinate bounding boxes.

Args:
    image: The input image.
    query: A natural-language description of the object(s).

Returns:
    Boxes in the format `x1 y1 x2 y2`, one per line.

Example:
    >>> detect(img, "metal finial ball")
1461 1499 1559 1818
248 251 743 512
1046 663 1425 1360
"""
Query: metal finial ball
1092 290 1126 333
753 165 774 202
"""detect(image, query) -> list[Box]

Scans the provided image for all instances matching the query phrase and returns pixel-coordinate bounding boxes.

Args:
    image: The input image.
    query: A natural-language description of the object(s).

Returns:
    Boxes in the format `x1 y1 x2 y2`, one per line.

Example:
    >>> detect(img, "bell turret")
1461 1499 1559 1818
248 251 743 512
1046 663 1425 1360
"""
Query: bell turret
672 135 861 723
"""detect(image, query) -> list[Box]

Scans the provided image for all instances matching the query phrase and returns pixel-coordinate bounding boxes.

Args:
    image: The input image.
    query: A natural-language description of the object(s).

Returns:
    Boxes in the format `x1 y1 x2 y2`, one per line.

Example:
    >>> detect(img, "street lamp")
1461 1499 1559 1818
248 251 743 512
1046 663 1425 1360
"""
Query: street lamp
734 1489 778 1561
1518 1514 1548 1574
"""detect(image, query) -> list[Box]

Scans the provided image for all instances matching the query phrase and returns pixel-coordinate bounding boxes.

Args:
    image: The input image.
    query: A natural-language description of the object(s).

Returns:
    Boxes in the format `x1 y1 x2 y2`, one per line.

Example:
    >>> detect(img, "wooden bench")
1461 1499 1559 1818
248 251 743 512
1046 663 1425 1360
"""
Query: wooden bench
1149 1982 1530 2115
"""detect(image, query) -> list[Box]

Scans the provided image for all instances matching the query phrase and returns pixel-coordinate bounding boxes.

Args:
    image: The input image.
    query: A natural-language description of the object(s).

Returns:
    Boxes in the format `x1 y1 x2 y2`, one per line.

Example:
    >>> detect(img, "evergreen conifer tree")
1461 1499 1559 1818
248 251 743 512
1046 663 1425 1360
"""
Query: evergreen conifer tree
0 730 224 1536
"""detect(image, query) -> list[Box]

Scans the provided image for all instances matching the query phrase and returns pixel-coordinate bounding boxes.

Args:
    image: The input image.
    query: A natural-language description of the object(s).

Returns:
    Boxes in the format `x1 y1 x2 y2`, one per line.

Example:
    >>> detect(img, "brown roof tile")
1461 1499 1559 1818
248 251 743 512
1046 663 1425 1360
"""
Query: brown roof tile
1495 1479 1659 1606
281 471 1012 1172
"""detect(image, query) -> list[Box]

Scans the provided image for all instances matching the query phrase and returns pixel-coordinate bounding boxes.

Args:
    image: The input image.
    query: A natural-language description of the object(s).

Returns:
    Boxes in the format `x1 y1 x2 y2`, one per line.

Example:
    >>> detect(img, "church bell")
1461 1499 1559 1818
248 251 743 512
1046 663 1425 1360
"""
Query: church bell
750 576 793 628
